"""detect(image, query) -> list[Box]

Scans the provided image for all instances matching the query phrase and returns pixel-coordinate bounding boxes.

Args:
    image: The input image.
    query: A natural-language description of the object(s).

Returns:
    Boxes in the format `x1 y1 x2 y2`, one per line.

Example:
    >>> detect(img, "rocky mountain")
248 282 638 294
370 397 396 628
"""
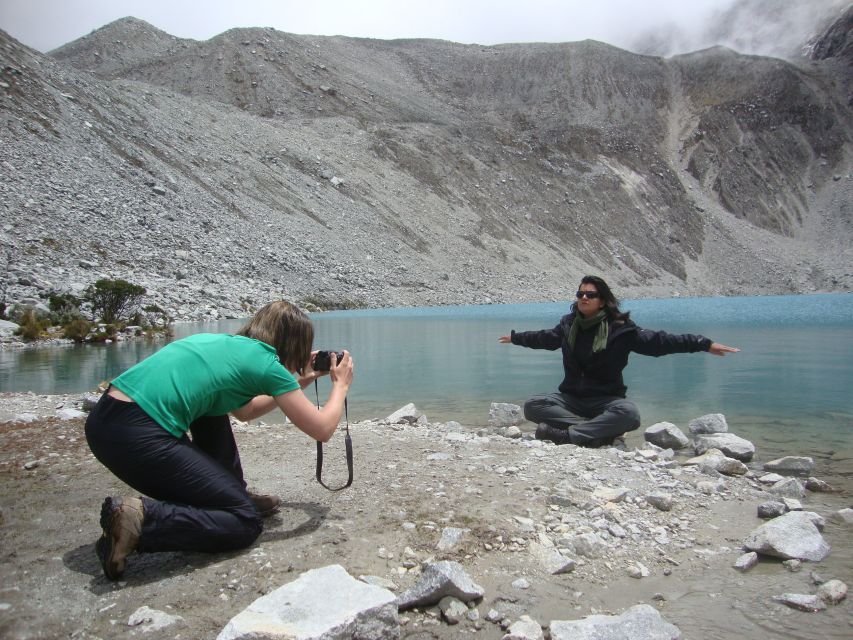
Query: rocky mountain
1 9 851 320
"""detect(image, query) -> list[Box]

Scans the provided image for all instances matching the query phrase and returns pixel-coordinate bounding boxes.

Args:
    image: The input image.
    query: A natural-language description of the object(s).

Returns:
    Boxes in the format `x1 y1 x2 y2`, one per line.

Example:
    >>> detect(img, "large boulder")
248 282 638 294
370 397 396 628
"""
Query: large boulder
693 433 755 462
643 422 689 449
743 512 831 561
216 564 398 640
550 604 681 639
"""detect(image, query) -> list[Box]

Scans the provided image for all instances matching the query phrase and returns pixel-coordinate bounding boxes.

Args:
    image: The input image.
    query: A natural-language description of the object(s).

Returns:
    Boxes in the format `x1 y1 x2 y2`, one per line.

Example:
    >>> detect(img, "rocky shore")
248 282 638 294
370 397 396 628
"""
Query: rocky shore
0 393 850 639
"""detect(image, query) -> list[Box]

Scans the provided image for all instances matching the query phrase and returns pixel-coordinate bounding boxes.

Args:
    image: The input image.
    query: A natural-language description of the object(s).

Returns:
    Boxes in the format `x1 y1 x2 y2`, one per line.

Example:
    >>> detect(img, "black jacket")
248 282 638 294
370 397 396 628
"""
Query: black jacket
511 312 712 398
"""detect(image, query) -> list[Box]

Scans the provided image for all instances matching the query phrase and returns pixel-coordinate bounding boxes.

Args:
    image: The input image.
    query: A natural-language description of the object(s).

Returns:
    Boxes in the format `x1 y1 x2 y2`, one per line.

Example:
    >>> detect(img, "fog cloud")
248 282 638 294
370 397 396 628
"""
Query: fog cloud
627 0 850 58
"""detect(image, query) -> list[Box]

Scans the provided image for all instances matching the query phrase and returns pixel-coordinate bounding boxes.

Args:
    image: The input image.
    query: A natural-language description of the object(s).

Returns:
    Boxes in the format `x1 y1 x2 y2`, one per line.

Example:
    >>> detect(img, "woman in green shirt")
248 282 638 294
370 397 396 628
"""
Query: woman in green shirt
85 300 353 580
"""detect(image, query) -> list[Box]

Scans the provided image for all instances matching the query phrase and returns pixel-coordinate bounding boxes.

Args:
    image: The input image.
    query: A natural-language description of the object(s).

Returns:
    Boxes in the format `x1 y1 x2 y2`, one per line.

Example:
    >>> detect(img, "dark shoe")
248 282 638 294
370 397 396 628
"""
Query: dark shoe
97 496 143 580
248 491 281 517
534 423 573 445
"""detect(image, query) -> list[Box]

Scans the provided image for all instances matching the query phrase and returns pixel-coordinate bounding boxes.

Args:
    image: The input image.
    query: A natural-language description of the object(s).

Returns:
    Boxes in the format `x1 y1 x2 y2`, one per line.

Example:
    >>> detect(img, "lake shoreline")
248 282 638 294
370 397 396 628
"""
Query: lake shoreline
1 392 850 638
3 290 848 352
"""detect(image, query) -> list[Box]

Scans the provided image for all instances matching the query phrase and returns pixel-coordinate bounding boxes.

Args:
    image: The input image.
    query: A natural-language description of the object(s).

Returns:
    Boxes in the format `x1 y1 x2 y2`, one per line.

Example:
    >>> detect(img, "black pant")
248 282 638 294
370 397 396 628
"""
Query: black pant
523 392 641 445
85 393 263 553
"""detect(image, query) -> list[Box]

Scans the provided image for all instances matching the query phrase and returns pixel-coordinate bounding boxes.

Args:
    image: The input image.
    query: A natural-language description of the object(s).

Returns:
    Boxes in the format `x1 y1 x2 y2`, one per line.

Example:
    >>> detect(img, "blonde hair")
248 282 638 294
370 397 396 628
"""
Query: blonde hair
237 301 313 373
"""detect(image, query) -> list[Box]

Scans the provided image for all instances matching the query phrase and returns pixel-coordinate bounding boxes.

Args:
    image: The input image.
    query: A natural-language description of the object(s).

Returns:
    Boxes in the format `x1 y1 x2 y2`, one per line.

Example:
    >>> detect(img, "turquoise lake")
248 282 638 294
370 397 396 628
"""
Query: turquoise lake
3 294 852 459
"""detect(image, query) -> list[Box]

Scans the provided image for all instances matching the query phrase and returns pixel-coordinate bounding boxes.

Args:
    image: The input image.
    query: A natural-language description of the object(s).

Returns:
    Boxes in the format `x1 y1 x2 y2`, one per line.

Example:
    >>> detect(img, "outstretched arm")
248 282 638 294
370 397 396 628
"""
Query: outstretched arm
499 324 564 350
708 342 740 356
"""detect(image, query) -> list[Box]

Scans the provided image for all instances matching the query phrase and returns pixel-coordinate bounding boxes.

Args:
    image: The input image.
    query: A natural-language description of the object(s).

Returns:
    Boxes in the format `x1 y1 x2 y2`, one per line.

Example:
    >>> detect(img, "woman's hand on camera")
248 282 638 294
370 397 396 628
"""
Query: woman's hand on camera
329 350 353 389
297 351 326 389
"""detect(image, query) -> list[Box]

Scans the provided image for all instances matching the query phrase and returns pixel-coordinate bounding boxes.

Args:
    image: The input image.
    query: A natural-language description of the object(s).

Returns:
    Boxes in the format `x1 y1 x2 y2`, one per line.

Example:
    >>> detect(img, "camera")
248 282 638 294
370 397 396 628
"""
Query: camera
313 350 345 372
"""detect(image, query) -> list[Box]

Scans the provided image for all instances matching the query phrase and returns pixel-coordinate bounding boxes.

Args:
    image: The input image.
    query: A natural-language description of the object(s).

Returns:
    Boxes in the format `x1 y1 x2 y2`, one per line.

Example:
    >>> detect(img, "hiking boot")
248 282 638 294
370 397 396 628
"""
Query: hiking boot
96 496 143 581
534 423 573 446
248 491 281 517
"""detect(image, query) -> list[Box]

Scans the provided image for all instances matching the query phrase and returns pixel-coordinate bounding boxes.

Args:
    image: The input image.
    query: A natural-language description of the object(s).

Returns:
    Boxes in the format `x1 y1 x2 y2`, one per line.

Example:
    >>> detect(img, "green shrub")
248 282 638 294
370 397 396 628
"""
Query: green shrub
14 309 50 341
299 296 364 311
48 291 82 325
142 303 173 332
84 279 146 323
62 317 92 343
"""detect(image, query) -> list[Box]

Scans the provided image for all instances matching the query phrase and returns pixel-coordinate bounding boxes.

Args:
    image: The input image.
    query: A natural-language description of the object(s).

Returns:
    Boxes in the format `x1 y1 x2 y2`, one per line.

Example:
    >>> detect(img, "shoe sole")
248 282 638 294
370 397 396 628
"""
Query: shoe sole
97 497 123 580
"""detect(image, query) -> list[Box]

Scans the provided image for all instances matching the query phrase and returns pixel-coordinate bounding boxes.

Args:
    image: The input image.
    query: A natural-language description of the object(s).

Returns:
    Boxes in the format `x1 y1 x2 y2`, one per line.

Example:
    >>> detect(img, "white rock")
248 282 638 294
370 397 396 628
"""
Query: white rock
829 508 853 525
743 512 831 561
489 402 522 427
781 497 802 511
685 449 747 475
643 422 689 449
530 542 576 575
817 579 847 604
128 606 183 632
217 565 397 640
550 604 681 640
386 403 423 424
439 596 468 624
571 532 607 557
763 456 815 474
592 486 628 503
436 527 470 551
503 614 544 640
396 561 484 610
772 593 826 612
55 408 86 420
733 551 759 572
768 478 805 499
512 578 531 590
688 413 728 435
693 433 755 462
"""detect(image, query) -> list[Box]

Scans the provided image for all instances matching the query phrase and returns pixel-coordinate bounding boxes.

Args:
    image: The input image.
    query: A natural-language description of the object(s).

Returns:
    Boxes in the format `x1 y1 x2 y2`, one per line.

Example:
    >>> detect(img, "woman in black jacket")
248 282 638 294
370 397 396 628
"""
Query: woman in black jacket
499 276 739 448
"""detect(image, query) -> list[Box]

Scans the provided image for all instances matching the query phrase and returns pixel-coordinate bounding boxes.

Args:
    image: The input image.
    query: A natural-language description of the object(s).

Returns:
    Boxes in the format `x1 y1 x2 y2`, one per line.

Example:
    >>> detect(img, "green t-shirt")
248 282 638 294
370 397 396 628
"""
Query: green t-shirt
112 333 300 437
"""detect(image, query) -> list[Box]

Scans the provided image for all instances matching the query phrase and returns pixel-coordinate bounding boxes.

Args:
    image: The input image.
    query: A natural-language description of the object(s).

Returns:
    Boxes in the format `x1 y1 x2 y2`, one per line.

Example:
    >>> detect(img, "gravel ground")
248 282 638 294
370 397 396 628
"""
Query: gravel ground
0 394 850 639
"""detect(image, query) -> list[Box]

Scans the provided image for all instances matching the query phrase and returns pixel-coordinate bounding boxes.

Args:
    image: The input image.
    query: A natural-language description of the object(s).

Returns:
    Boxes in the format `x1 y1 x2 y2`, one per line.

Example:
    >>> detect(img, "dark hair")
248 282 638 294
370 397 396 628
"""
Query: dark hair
237 300 314 373
572 275 630 323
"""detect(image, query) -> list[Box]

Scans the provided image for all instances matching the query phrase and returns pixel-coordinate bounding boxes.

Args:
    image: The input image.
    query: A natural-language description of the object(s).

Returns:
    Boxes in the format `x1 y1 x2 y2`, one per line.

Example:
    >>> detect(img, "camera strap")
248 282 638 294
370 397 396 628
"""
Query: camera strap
313 380 353 491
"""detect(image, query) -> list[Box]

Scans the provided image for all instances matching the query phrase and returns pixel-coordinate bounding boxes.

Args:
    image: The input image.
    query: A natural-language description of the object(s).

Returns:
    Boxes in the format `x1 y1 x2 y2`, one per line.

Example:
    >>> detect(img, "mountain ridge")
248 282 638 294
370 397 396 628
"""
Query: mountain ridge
1 10 850 320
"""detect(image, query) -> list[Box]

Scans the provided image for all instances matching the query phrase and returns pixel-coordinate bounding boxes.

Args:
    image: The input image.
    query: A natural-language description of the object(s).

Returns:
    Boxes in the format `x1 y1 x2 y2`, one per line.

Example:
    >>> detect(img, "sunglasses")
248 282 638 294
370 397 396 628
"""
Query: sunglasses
576 290 601 299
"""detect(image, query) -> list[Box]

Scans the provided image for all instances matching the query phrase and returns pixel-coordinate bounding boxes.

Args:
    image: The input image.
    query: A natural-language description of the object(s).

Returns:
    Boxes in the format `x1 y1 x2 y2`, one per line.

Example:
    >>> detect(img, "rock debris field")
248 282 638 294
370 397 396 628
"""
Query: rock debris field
0 393 850 639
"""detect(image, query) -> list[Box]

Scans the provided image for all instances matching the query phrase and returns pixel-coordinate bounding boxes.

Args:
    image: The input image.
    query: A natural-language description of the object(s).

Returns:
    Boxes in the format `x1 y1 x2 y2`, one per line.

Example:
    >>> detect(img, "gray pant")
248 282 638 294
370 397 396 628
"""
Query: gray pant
523 392 640 445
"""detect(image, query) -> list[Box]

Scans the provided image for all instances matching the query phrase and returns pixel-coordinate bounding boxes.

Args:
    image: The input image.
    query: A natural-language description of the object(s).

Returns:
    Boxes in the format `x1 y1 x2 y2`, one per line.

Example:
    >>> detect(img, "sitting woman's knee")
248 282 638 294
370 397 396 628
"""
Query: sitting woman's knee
523 395 553 422
612 400 641 431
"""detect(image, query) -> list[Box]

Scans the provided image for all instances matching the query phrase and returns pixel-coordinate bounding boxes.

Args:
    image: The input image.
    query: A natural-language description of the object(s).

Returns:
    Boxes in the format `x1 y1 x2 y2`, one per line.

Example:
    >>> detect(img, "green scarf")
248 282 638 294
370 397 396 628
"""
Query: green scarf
567 310 609 353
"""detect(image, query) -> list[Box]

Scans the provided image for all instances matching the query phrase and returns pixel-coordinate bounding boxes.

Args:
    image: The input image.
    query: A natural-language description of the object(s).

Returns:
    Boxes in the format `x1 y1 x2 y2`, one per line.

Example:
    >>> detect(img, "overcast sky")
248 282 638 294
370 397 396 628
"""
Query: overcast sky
0 0 846 57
